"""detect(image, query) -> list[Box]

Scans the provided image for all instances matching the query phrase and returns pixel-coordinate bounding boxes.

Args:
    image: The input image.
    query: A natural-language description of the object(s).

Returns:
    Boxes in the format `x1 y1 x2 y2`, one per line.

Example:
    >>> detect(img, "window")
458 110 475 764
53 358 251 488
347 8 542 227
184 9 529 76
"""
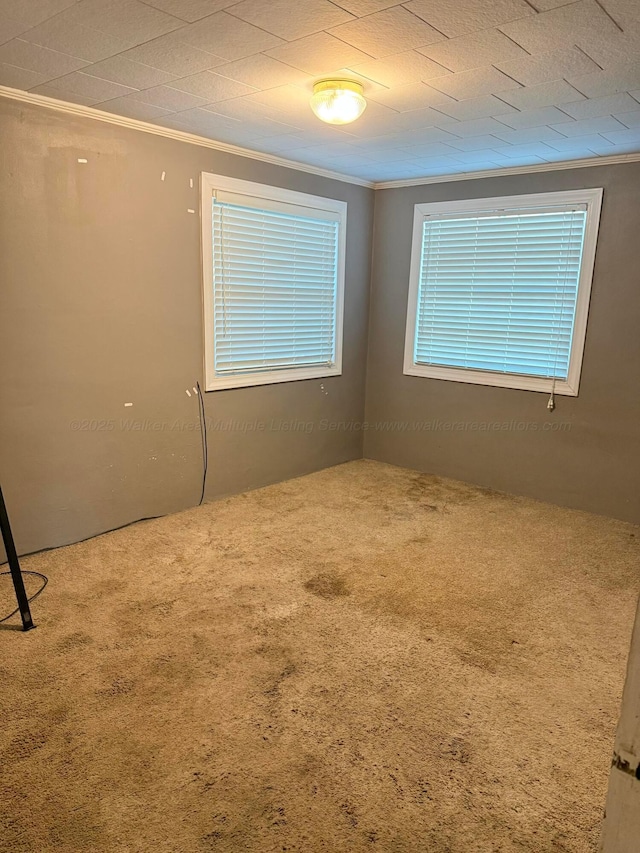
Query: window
201 173 346 391
404 189 603 396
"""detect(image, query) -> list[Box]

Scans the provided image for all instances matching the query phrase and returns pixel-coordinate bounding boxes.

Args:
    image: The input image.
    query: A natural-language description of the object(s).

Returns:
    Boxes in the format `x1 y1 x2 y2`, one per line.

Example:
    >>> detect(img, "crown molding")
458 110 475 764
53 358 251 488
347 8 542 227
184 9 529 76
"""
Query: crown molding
0 85 375 189
373 152 640 189
3 85 640 192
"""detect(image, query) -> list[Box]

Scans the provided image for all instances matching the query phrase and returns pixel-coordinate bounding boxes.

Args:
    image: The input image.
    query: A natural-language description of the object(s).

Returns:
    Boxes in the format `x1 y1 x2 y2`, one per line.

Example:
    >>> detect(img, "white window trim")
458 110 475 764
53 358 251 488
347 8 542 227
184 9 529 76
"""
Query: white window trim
403 188 603 396
200 172 347 392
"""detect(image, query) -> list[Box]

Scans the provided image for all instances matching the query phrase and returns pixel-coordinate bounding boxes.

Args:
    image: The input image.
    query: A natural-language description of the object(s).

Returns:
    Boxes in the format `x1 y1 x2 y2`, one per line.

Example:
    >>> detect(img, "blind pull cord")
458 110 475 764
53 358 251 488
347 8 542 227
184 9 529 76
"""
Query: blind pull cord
547 378 556 412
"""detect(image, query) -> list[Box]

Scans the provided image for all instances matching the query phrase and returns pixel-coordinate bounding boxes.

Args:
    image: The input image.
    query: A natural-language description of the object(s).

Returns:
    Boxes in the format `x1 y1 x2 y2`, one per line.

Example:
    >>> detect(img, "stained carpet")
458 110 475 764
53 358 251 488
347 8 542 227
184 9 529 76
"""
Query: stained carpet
1 460 638 852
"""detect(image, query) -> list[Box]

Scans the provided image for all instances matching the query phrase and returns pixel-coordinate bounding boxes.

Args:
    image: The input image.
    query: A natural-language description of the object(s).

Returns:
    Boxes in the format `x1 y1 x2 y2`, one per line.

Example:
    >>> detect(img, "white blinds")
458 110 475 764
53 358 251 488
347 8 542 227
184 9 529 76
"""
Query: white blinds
414 208 588 380
212 197 339 376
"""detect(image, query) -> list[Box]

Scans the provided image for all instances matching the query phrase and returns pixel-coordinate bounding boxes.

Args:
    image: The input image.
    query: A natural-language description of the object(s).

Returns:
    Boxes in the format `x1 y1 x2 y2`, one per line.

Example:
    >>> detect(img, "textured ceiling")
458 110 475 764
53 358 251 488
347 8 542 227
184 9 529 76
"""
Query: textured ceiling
1 0 640 183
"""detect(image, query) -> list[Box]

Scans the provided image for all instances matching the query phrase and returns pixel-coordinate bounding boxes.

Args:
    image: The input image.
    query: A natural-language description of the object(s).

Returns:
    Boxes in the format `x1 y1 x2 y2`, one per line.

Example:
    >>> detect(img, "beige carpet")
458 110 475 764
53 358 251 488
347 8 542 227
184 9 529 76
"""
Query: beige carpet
1 460 638 853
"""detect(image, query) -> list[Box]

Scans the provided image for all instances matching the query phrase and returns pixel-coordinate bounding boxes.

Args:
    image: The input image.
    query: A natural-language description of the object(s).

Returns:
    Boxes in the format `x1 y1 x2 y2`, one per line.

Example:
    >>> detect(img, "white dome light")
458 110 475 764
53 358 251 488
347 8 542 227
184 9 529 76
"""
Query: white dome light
310 79 367 125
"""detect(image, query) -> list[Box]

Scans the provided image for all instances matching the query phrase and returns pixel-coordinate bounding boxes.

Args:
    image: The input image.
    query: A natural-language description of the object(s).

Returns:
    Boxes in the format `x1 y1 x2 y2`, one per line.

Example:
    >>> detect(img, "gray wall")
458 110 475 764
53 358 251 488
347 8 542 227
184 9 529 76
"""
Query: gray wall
365 163 640 524
0 98 374 554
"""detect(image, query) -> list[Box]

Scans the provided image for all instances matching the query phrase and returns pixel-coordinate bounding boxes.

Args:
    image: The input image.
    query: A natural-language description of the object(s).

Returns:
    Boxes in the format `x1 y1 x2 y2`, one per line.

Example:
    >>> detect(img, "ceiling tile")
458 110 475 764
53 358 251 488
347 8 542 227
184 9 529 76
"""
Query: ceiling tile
243 84 310 112
240 87 370 141
348 50 448 87
220 126 301 145
614 110 640 127
577 30 640 70
495 154 551 165
446 134 507 151
328 67 390 95
328 7 444 58
68 0 184 43
495 47 601 88
492 124 568 144
0 0 79 27
550 115 628 136
0 61 49 88
203 113 302 139
0 18 30 46
596 0 640 29
569 65 640 99
328 149 382 166
20 17 142 63
253 134 311 153
158 105 243 131
348 133 410 150
120 32 225 76
228 0 354 40
404 0 534 38
331 0 402 14
83 56 175 89
332 101 405 135
297 141 368 158
500 79 586 109
0 39 88 77
140 0 239 22
214 55 308 88
541 148 600 162
29 83 97 104
169 70 257 101
158 113 241 140
438 116 515 137
96 96 174 120
33 70 137 102
543 133 613 152
390 160 468 177
584 138 640 155
561 93 640 120
351 145 418 161
600 126 640 144
265 32 373 75
427 67 521 100
253 108 325 135
390 109 459 130
433 94 518 121
202 98 301 133
273 124 358 144
498 105 574 128
500 0 620 54
527 0 577 10
177 12 283 59
304 152 380 171
344 105 449 135
367 81 455 111
384 125 460 144
493 141 557 158
409 155 468 169
447 148 511 164
419 27 528 73
128 85 209 110
396 141 463 157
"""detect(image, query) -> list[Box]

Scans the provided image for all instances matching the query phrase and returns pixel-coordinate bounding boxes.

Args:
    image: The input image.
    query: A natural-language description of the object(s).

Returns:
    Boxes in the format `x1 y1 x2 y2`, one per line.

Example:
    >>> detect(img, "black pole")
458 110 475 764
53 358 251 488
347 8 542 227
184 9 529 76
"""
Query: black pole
0 485 34 631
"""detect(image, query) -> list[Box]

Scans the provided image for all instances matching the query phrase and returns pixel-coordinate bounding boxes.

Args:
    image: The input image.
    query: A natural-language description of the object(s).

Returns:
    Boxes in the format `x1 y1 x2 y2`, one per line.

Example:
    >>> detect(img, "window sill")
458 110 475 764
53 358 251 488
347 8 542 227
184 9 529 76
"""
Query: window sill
403 362 578 396
205 363 342 392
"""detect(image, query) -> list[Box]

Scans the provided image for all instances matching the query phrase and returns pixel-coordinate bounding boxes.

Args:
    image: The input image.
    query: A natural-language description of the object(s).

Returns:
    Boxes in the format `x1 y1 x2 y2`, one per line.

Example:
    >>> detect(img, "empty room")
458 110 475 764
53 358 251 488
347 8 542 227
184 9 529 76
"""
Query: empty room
1 0 640 850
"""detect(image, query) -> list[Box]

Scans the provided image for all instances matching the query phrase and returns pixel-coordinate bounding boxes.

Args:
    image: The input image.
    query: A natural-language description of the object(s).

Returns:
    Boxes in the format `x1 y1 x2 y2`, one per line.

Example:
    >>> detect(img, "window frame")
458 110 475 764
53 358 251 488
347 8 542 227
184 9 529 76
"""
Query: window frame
403 188 603 397
200 172 347 392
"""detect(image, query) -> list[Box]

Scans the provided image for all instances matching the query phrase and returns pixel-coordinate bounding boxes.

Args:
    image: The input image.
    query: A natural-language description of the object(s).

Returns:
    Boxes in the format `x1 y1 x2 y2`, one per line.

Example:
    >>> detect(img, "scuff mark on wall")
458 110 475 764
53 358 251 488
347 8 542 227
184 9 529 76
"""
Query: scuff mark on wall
611 751 640 780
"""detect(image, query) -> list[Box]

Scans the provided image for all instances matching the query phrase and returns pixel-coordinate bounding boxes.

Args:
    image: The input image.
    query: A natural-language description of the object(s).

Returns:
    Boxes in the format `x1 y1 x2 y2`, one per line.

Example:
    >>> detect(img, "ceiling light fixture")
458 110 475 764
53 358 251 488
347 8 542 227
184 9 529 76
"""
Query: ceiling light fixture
310 79 367 125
